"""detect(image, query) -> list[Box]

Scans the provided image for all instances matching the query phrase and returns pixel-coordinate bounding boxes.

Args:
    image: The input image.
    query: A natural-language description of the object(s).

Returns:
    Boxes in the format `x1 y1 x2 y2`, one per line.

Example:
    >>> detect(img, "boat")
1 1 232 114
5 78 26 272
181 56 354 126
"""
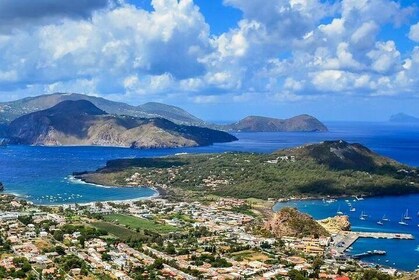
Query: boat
337 205 344 215
398 215 408 226
350 206 356 212
360 211 367 220
403 209 412 220
377 220 384 226
382 215 389 222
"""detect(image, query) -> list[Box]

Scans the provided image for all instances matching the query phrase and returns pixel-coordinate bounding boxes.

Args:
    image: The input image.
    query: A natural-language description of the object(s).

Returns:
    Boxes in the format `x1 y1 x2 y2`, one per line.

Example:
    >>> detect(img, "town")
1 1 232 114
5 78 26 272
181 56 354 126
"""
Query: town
0 193 414 280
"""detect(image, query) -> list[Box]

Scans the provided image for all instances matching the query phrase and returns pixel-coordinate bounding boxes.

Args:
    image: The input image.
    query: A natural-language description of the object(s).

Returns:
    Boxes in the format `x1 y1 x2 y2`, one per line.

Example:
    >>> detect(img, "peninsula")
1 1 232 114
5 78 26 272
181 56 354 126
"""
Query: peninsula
74 140 419 200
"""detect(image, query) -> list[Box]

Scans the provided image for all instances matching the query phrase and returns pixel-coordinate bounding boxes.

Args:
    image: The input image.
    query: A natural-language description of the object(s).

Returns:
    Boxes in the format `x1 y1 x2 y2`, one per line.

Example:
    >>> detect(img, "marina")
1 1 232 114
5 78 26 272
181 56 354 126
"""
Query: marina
332 231 415 254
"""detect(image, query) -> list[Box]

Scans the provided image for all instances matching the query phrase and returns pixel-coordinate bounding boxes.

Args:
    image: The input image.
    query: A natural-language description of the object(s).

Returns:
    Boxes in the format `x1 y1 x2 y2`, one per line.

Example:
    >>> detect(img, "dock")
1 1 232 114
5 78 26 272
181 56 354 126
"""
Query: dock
331 231 414 254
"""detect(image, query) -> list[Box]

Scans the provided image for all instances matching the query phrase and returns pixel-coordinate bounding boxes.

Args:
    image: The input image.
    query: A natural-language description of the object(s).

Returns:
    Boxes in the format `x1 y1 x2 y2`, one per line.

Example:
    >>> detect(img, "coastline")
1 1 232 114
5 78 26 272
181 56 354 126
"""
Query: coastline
1 178 163 207
7 189 161 207
70 174 168 198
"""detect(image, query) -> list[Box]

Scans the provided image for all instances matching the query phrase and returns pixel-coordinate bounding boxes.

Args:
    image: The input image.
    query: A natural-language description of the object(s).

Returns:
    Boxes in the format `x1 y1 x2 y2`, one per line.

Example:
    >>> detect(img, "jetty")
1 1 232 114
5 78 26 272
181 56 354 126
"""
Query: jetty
332 231 414 254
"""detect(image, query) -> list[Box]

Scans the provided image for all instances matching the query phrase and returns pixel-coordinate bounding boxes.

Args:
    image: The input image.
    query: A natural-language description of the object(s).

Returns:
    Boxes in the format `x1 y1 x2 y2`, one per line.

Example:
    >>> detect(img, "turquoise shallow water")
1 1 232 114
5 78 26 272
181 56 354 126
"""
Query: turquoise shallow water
0 121 418 269
274 196 419 271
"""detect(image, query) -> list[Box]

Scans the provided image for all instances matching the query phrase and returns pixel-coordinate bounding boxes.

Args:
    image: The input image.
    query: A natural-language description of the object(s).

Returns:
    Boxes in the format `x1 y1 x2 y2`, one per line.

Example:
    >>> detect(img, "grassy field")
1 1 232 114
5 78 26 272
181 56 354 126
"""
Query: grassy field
230 250 271 261
92 221 139 241
103 214 178 234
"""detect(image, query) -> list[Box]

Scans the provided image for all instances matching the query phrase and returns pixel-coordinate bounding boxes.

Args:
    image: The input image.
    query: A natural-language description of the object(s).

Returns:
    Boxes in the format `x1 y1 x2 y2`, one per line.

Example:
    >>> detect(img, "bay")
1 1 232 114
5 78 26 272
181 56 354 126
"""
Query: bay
1 121 419 270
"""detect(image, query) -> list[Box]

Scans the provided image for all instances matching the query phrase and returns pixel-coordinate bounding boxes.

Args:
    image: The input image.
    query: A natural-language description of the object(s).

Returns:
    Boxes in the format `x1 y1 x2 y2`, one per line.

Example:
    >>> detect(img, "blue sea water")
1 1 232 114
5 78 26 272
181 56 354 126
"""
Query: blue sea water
0 121 418 270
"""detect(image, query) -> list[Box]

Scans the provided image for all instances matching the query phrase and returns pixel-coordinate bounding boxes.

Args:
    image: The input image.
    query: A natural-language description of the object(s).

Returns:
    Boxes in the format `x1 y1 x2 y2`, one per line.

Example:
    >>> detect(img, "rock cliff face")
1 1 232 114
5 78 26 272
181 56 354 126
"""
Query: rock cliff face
225 115 328 132
265 207 329 238
318 215 351 233
8 100 237 148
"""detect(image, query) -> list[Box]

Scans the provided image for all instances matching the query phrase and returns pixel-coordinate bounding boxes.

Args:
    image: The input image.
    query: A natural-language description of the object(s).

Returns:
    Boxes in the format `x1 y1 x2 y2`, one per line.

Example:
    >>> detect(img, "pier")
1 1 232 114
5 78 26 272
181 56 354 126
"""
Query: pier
332 231 414 254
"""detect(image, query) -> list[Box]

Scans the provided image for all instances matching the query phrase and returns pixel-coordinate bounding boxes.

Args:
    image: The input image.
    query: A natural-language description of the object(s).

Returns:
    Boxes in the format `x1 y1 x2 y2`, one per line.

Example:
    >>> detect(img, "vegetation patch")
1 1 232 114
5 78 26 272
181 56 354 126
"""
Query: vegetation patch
103 214 178 234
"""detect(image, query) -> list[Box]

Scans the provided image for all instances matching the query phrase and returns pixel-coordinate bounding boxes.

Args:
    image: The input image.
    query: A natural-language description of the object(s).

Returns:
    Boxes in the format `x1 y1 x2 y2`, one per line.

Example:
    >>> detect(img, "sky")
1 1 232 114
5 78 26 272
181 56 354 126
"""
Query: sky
0 0 418 122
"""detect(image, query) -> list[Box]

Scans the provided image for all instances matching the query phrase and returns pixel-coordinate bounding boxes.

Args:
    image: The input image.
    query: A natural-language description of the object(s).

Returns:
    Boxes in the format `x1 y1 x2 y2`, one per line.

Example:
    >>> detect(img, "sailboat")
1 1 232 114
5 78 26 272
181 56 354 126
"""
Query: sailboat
377 220 384 225
360 211 367 220
337 205 344 215
382 215 389 222
403 209 412 220
398 215 408 226
350 206 356 212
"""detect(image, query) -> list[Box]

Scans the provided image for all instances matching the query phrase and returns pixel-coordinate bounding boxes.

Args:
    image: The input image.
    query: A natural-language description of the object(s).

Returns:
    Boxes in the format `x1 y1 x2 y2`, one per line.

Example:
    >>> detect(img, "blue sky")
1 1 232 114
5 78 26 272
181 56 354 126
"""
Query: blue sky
0 0 418 121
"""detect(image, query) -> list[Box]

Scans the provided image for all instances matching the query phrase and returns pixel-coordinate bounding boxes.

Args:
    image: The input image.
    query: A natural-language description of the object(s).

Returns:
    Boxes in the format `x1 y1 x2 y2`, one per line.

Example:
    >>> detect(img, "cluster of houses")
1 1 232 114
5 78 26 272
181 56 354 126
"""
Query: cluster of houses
0 195 406 280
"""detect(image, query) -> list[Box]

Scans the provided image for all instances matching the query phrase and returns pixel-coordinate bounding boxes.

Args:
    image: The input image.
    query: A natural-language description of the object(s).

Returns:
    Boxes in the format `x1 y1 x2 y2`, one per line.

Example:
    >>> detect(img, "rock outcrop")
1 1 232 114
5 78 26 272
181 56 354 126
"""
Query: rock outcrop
265 207 329 238
318 215 351 233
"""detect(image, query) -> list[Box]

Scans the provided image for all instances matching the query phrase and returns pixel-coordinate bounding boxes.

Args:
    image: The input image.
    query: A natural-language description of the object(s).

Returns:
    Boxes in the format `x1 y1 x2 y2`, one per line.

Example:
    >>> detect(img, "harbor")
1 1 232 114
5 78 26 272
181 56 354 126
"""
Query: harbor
332 231 415 254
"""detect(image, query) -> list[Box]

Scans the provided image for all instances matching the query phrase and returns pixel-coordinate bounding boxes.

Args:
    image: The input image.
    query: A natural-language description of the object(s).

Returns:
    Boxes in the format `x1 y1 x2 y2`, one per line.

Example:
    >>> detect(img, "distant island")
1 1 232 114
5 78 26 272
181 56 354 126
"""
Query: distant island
0 92 328 134
8 100 237 149
223 115 328 132
389 113 419 123
75 140 419 200
0 92 207 126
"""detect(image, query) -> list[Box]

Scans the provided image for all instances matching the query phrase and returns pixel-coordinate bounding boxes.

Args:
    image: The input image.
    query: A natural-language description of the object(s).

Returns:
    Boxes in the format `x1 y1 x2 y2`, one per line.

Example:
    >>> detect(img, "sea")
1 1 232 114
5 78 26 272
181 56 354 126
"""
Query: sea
0 121 418 270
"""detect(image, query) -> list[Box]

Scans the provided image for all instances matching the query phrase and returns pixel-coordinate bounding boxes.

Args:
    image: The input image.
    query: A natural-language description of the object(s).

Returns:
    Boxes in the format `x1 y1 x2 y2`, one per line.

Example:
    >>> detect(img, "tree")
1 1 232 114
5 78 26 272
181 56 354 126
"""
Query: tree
102 253 112 261
288 269 309 280
55 246 66 255
53 230 64 241
150 258 164 270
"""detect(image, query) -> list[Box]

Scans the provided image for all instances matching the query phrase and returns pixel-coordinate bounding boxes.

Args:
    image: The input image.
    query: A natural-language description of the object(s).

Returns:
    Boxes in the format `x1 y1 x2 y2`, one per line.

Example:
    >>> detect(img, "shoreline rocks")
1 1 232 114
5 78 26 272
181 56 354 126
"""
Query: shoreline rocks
318 215 351 233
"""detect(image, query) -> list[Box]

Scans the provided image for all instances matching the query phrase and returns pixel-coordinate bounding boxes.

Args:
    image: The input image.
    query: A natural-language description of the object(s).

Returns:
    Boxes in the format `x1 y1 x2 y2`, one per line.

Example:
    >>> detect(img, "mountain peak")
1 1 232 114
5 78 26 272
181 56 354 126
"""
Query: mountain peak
45 100 107 116
276 140 399 172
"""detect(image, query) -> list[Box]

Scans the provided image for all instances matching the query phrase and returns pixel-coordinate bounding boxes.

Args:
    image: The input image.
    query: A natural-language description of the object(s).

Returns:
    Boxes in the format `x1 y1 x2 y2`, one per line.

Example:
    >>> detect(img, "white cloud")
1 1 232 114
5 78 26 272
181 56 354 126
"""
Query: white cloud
367 41 401 74
0 0 418 105
409 22 419 42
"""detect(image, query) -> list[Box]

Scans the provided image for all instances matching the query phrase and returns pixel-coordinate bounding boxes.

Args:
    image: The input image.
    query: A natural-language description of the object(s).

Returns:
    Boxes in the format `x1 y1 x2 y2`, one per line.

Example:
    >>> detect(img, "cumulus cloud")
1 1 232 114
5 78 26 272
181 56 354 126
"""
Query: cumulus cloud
0 0 418 105
409 22 419 42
